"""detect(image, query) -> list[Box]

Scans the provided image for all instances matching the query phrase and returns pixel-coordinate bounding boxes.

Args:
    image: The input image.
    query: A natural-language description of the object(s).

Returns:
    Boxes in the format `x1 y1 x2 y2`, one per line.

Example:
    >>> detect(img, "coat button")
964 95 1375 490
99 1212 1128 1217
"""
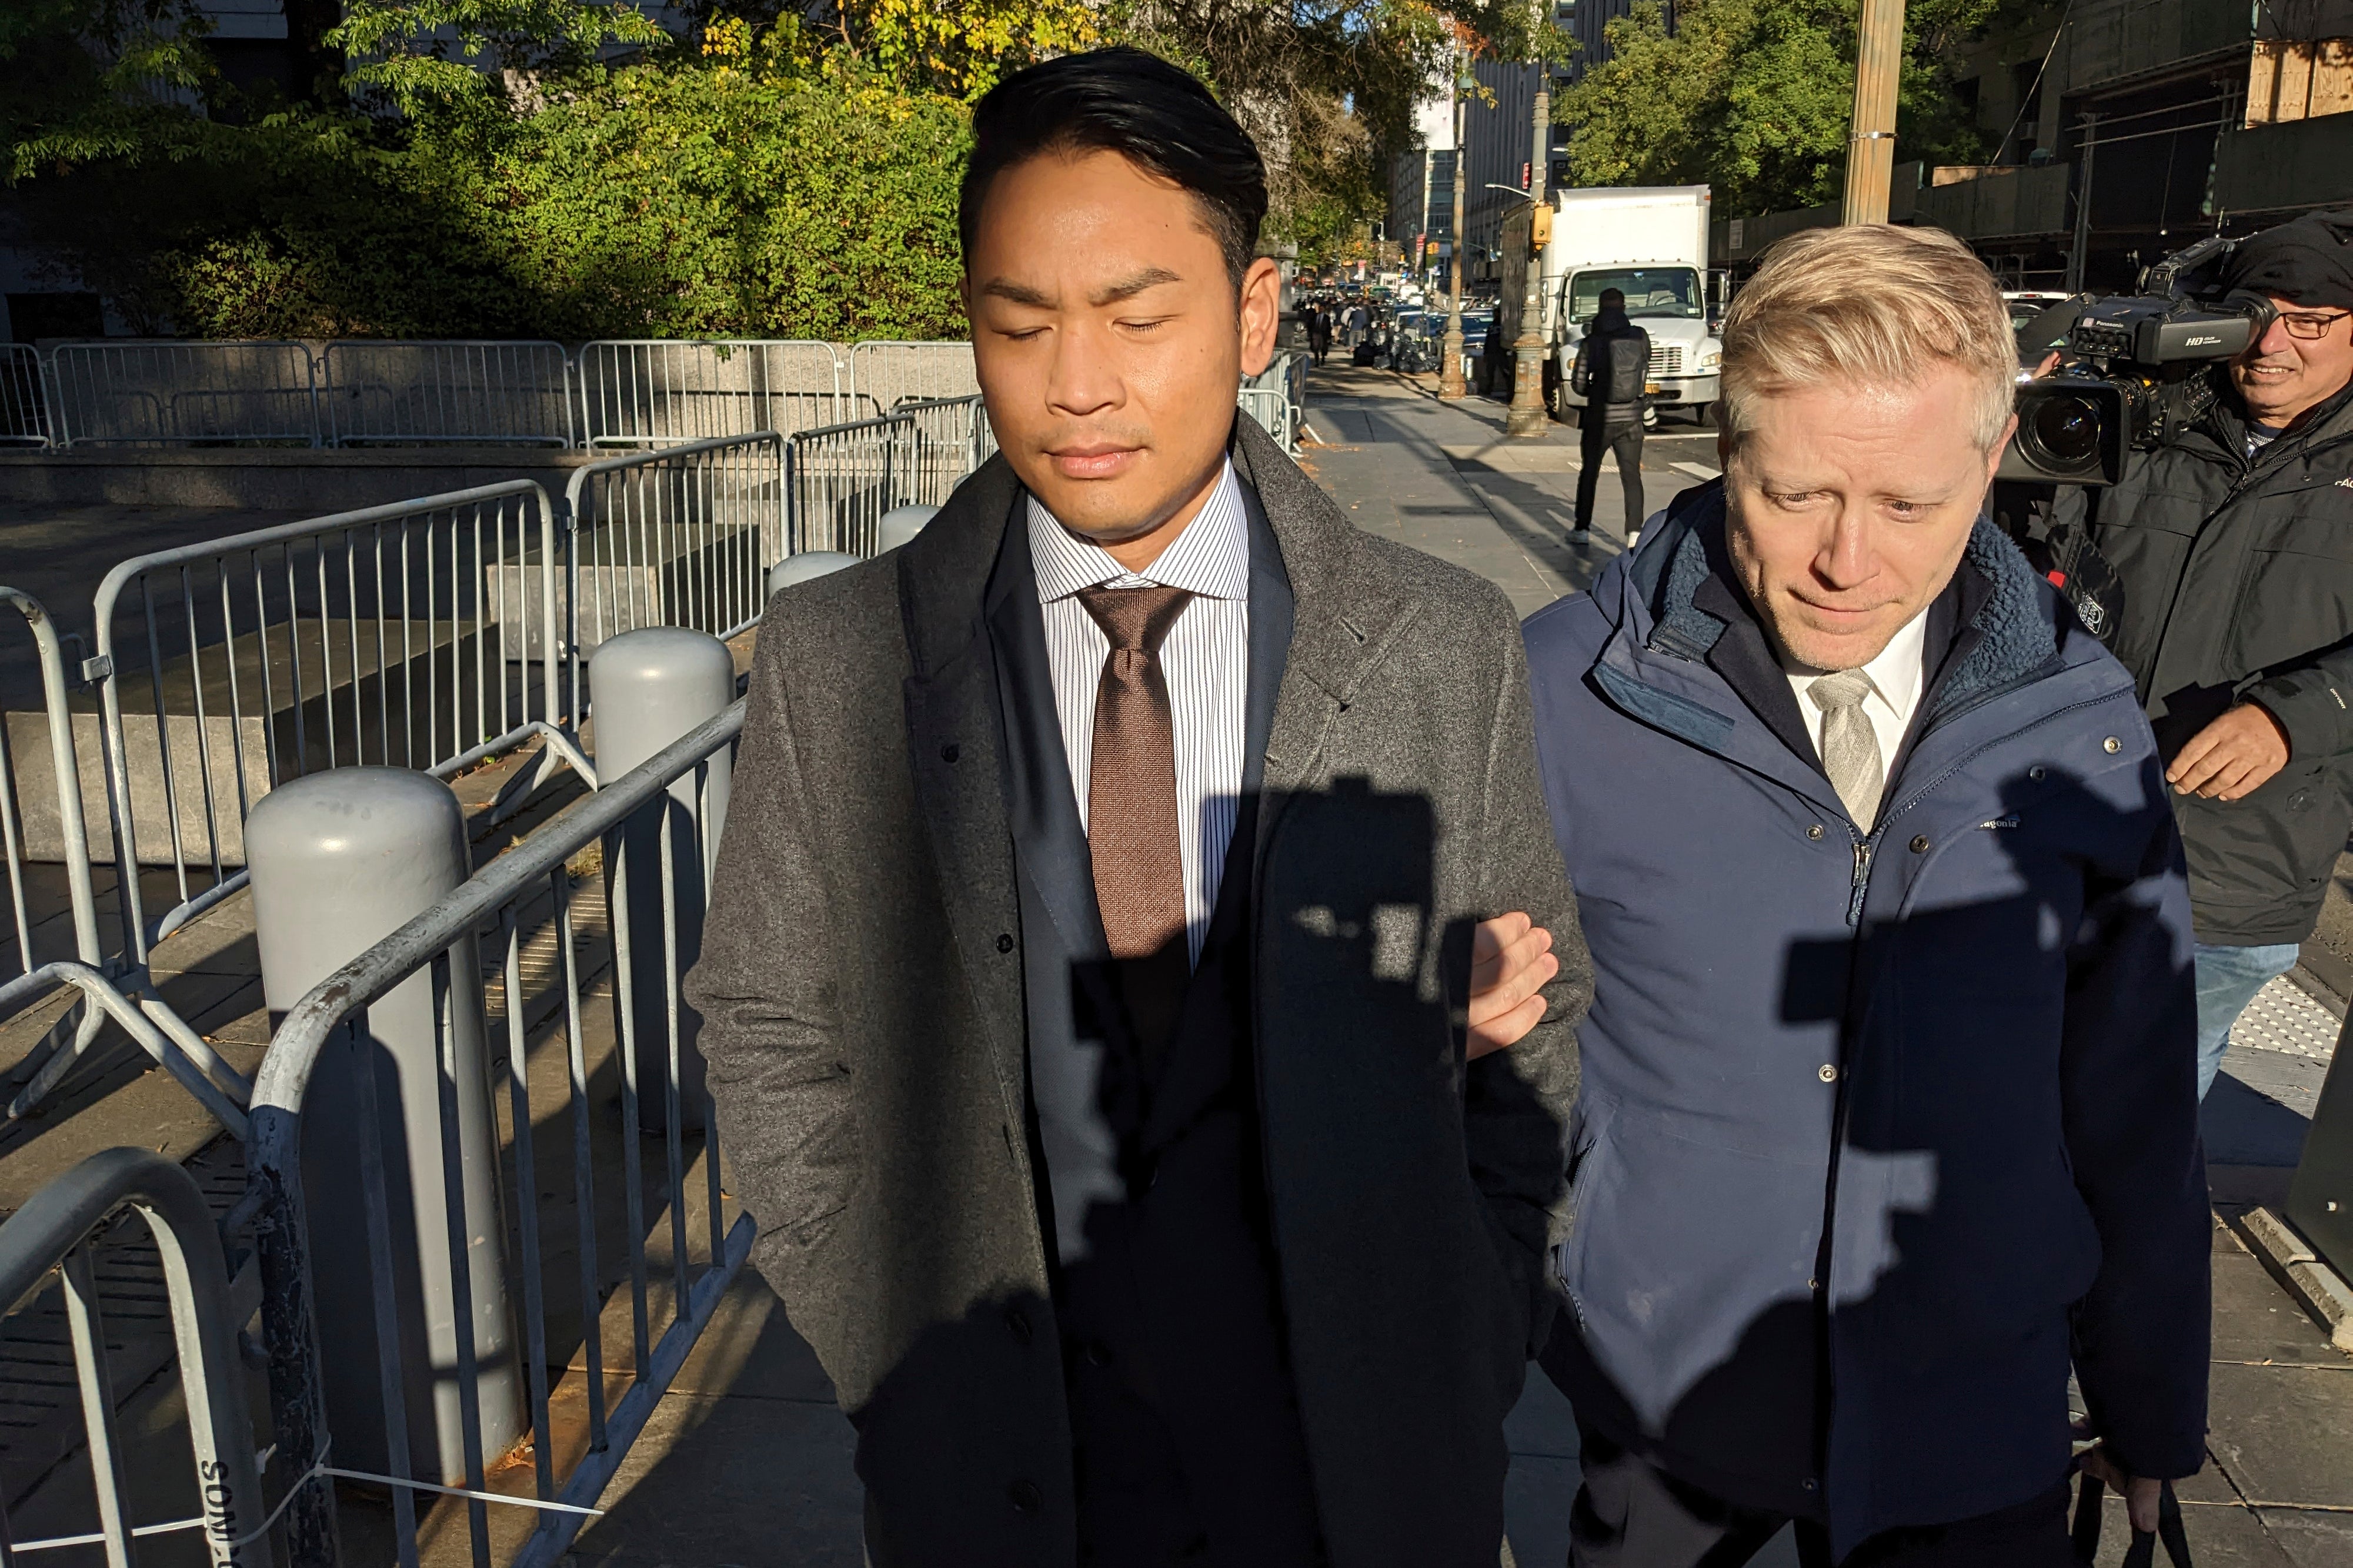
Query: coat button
1008 1479 1043 1514
1807 824 1824 840
941 742 960 763
2029 765 2047 782
996 932 1015 954
1802 1479 1818 1493
1004 1307 1032 1345
1909 834 1930 854
1818 1064 1838 1082
2102 736 2121 754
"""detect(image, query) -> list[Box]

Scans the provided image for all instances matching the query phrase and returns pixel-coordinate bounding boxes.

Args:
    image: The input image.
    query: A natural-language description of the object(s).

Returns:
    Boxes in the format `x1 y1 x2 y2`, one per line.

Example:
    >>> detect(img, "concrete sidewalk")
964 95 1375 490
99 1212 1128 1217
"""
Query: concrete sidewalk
1296 362 1724 620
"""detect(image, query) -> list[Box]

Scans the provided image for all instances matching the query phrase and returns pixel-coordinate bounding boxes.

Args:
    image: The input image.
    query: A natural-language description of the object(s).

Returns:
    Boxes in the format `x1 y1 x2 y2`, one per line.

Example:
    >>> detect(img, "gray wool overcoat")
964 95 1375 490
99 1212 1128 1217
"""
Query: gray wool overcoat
684 414 1590 1568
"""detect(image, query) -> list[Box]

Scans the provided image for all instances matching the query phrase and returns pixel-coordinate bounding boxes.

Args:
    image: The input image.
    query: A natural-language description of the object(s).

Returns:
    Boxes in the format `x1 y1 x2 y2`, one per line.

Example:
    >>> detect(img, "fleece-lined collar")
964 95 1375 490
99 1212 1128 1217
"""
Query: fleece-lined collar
1643 482 2061 734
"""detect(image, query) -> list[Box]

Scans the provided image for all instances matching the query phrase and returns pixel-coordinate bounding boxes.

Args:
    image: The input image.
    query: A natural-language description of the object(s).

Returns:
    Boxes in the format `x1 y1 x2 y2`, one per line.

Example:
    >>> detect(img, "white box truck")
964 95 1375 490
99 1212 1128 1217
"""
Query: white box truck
1493 184 1721 426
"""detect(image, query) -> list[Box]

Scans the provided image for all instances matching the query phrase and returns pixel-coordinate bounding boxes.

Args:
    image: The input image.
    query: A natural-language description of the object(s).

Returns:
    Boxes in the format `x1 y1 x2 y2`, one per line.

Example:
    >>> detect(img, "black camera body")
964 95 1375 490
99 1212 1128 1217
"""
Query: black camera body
2000 233 2278 486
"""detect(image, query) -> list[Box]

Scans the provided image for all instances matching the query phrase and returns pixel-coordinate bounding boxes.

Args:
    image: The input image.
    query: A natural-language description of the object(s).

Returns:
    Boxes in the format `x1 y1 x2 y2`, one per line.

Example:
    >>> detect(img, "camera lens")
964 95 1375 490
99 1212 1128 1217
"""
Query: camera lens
2025 393 2101 468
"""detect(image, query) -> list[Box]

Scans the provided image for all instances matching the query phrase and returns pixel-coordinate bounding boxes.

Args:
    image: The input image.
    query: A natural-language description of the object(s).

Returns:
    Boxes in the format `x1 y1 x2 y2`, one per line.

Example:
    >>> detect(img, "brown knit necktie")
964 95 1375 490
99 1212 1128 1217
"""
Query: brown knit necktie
1078 582 1194 1059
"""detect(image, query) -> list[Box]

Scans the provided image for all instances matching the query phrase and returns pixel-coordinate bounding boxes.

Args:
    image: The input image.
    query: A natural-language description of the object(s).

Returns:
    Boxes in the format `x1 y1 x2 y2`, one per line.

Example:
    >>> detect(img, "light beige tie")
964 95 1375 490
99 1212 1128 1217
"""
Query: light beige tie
1807 670 1884 828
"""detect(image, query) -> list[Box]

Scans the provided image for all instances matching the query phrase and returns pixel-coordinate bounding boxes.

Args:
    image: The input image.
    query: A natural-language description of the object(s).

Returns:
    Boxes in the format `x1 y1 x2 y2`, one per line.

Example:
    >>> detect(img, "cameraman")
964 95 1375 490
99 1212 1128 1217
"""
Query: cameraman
2053 210 2353 1098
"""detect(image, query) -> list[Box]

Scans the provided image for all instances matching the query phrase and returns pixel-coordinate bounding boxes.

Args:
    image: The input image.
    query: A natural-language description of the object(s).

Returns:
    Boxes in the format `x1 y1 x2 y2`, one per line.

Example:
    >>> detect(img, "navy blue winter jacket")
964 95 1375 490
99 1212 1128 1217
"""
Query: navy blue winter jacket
1521 483 2209 1557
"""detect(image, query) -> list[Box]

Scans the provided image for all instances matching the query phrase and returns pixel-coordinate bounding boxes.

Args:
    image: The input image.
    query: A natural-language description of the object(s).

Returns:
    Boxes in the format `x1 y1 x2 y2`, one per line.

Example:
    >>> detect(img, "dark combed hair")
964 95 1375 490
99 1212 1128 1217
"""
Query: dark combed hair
960 46 1269 290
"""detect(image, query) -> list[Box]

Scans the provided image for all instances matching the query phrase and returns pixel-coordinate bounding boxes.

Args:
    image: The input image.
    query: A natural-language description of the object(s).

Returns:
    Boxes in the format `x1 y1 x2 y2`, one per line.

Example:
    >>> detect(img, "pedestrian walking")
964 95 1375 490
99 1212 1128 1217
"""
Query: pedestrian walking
2048 209 2353 1098
1307 303 1332 365
1522 224 2208 1568
687 46 1586 1568
1570 287 1650 543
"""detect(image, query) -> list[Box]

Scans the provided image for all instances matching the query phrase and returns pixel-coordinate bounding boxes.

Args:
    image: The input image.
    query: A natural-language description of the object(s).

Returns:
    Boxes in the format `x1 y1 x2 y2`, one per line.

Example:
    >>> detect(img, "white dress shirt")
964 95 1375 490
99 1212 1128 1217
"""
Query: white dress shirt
1782 602 1933 786
1029 461 1250 965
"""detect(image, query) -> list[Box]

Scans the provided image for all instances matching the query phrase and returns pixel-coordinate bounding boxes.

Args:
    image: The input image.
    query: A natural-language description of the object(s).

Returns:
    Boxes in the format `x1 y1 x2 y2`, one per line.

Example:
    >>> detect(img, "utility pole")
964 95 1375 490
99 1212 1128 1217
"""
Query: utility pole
1440 49 1471 401
2067 113 2097 291
1506 56 1552 437
1842 0 1905 225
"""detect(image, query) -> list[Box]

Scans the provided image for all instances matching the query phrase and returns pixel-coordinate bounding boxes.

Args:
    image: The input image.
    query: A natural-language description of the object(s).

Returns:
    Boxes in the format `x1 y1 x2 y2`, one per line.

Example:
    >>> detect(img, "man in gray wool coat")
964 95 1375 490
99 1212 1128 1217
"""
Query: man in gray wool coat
687 42 1590 1568
684 45 1588 1568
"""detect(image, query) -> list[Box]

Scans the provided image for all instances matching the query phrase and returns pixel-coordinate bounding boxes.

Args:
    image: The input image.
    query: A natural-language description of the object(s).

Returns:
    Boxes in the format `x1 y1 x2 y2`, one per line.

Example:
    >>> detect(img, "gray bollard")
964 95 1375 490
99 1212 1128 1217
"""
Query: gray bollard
591 628 734 1132
877 504 939 553
246 768 521 1487
768 551 860 597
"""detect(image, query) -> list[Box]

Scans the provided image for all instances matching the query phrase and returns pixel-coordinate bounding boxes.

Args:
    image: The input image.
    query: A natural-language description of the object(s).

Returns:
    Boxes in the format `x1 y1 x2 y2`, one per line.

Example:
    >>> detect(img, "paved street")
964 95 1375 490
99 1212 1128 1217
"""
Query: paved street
1297 362 1725 619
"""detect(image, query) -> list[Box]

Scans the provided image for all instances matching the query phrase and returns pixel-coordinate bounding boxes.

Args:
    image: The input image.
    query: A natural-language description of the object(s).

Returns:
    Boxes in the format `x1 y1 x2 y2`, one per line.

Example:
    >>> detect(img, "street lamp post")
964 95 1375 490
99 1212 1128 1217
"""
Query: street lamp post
1440 52 1472 401
1506 58 1552 437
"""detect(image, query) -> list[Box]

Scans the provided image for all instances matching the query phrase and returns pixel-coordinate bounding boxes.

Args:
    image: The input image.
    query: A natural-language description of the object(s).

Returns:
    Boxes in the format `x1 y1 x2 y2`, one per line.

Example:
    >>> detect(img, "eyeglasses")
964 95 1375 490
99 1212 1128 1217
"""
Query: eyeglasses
2276 309 2352 340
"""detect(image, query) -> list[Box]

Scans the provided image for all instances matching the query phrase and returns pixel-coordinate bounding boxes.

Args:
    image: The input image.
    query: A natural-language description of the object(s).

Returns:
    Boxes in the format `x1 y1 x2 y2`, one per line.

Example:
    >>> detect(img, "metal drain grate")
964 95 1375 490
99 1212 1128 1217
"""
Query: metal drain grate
2231 975 2342 1062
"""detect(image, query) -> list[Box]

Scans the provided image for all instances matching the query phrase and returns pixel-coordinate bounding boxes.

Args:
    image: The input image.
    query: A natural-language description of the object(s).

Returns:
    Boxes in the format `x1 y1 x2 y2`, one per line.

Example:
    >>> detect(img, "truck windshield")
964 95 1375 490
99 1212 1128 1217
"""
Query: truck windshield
1569 268 1704 322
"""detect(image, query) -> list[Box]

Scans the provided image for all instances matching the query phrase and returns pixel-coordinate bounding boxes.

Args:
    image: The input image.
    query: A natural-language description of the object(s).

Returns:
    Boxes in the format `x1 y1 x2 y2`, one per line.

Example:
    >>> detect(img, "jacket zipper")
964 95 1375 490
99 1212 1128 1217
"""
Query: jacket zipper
1847 837 1873 927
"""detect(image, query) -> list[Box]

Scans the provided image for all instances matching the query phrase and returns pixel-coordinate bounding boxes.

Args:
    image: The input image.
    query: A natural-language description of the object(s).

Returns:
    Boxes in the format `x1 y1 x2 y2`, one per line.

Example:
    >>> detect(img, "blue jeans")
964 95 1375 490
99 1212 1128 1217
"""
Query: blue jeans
2195 941 2301 1100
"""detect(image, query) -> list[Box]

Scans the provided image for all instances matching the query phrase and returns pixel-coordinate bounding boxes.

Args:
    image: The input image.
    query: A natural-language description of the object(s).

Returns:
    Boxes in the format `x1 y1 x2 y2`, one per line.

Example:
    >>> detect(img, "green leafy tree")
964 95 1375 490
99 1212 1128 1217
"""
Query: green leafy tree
329 0 672 116
1 0 224 179
1110 0 1567 259
1557 0 2005 216
1 0 1573 337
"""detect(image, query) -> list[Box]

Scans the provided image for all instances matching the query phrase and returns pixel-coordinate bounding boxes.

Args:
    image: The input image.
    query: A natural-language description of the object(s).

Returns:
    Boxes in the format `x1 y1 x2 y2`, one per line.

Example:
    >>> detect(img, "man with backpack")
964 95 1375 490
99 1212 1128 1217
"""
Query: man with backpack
1571 287 1652 544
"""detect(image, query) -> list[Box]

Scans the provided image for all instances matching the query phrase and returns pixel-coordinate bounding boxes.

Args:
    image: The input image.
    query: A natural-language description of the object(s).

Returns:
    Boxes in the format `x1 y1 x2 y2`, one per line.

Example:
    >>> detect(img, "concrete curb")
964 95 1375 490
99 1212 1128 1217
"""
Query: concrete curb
2239 1206 2353 1355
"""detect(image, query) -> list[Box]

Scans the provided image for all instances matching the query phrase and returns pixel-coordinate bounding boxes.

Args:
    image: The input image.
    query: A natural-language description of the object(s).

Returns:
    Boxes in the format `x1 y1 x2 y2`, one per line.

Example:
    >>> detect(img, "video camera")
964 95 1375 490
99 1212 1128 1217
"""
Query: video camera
1999 233 2279 487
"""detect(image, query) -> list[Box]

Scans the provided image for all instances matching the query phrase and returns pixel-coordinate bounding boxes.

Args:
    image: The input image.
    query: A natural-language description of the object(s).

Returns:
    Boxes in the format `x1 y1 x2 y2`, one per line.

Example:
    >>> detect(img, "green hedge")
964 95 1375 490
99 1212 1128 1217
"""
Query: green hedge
47 62 974 342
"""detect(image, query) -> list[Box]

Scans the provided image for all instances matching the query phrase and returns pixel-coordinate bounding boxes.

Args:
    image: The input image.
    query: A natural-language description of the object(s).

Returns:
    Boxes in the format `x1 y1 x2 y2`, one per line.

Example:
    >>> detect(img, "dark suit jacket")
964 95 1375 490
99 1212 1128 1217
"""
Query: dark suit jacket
685 414 1591 1568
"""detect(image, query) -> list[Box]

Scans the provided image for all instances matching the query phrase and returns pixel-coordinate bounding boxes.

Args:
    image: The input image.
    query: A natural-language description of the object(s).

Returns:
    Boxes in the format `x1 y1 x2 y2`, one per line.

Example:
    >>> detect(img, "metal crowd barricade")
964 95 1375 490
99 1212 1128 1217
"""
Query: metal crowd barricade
89 482 570 965
786 412 914 559
892 395 989 507
1 587 262 1123
575 340 855 449
50 340 320 447
0 1147 272 1566
0 343 52 447
566 432 786 669
1243 351 1305 454
246 702 752 1568
846 340 977 412
320 340 575 448
1 587 102 999
1237 387 1295 453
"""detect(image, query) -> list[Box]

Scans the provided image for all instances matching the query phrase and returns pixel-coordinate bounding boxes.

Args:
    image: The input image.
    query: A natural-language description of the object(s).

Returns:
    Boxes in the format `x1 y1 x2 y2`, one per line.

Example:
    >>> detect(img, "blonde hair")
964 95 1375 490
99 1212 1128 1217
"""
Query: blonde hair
1719 224 2017 452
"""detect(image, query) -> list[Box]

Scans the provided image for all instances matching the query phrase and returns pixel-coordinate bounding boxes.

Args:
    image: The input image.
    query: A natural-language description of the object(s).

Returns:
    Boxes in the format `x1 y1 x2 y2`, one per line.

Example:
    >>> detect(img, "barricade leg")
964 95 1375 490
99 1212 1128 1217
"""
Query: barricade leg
588 630 733 1132
246 769 523 1488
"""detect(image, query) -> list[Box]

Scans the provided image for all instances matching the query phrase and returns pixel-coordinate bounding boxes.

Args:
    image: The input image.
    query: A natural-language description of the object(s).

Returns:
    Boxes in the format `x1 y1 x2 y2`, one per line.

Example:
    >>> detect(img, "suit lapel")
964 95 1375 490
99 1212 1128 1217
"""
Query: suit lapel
1232 418 1419 820
899 466 1030 1134
983 505 1119 971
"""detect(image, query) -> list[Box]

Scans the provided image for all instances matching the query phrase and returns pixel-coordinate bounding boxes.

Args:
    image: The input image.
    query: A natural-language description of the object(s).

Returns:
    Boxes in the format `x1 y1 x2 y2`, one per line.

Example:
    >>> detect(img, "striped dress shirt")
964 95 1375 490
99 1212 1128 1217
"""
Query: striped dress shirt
1028 461 1250 967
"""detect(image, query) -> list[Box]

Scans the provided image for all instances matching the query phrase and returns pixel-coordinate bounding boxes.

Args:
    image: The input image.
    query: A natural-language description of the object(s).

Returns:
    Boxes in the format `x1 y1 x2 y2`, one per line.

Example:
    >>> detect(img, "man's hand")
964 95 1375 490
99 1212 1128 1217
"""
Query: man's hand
1468 911 1559 1061
2080 1432 2165 1534
2168 702 2291 800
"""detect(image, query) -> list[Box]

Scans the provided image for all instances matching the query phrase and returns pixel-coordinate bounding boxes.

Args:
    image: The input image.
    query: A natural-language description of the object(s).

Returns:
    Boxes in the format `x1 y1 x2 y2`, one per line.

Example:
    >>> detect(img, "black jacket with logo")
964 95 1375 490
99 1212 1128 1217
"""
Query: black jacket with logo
2052 376 2353 944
